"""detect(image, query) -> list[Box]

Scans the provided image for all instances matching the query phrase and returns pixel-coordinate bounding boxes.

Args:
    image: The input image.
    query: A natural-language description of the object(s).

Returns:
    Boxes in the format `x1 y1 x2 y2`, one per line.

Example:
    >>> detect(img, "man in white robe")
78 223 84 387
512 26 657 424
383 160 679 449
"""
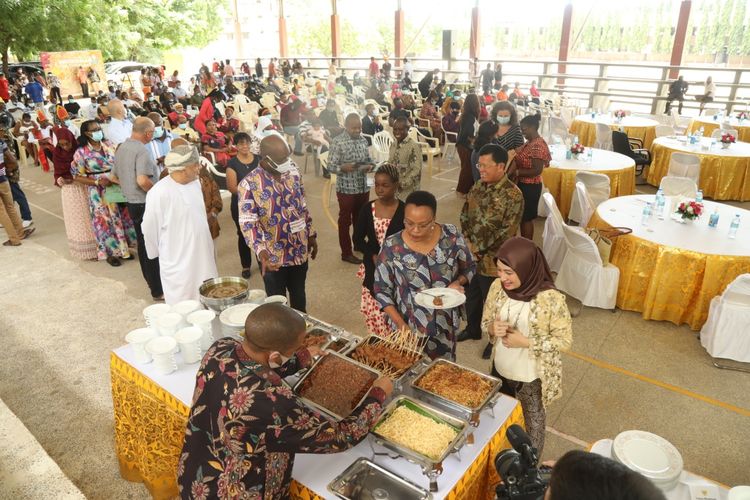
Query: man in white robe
142 145 218 304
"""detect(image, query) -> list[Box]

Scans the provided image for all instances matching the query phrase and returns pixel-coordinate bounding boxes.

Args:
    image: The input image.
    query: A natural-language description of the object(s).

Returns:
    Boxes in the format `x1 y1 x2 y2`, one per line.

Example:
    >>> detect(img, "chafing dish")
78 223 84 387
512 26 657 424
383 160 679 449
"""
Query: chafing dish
198 276 249 312
345 335 427 388
369 395 470 492
328 457 432 500
410 358 502 426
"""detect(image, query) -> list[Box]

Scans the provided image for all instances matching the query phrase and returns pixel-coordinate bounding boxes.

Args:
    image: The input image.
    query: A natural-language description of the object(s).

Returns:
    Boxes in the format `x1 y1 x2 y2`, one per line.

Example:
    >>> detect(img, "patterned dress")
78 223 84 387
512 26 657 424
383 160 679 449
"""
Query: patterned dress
178 339 385 500
72 142 136 260
357 209 391 336
373 224 476 360
60 182 98 260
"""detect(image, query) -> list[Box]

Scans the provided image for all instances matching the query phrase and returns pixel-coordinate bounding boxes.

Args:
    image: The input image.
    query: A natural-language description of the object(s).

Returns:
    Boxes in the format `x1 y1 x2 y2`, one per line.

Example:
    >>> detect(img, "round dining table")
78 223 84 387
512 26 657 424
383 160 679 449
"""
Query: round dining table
569 114 659 149
589 195 750 330
543 145 636 218
647 136 750 201
687 115 750 143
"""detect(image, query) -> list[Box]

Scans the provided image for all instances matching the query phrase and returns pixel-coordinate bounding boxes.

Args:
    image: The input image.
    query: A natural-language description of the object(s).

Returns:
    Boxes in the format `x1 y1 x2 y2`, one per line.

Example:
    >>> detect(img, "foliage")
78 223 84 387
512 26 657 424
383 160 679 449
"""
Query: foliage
289 18 363 57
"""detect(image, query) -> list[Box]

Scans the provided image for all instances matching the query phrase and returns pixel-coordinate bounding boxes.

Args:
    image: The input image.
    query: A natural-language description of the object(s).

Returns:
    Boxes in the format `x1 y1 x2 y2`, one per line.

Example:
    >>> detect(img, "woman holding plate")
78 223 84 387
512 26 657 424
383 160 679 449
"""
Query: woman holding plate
481 237 572 455
373 190 475 360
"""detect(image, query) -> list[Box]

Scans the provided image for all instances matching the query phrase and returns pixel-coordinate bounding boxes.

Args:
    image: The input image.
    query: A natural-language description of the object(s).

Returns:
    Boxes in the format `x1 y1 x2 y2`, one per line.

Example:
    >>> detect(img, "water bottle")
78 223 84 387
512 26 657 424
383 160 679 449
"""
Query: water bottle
587 148 593 164
655 189 666 219
641 203 652 226
573 135 579 145
698 126 704 137
708 209 720 228
728 214 740 239
696 189 703 203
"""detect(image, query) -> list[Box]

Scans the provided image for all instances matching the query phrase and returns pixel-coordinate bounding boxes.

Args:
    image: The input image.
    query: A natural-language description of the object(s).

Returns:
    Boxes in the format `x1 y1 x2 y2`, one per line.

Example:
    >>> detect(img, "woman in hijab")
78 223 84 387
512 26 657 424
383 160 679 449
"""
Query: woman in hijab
481 237 572 456
51 126 98 260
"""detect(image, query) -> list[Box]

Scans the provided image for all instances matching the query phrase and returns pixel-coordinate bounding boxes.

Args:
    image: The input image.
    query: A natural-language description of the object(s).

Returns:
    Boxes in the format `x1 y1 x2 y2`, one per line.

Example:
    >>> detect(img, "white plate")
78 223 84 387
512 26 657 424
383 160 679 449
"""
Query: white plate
220 303 259 328
612 430 683 483
414 287 466 310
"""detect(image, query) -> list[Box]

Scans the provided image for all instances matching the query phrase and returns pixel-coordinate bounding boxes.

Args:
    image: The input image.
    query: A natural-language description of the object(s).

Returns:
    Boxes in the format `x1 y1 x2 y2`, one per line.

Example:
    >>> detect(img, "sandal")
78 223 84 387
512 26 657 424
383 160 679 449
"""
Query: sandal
106 256 122 267
22 227 36 239
3 240 21 246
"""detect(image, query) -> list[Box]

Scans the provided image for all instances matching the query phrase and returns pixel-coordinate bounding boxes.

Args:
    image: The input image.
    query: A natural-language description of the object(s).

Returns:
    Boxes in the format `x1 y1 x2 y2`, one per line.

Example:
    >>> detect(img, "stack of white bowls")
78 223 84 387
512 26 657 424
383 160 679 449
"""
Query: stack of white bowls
175 327 204 364
143 303 172 328
187 309 216 352
145 336 178 375
219 303 259 338
157 312 185 351
125 327 158 364
172 299 202 318
264 295 288 305
612 430 684 491
247 289 267 304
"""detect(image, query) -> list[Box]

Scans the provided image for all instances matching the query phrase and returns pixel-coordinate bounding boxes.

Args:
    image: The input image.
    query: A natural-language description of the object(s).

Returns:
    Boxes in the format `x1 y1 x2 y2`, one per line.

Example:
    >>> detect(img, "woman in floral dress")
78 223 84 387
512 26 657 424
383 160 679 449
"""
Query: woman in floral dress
72 120 136 266
353 164 405 336
374 190 475 360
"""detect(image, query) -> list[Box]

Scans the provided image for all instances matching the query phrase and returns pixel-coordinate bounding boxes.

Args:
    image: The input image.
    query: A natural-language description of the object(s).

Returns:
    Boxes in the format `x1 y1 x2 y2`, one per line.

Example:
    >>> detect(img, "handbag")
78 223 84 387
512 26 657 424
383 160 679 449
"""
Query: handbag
104 184 127 204
584 226 632 264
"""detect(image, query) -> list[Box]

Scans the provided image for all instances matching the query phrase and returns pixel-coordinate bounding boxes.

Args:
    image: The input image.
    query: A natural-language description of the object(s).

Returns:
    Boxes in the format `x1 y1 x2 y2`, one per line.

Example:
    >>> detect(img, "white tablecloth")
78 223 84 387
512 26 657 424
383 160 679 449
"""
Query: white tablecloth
596 195 750 257
591 439 728 499
652 136 750 159
113 341 520 498
549 146 635 171
575 113 660 129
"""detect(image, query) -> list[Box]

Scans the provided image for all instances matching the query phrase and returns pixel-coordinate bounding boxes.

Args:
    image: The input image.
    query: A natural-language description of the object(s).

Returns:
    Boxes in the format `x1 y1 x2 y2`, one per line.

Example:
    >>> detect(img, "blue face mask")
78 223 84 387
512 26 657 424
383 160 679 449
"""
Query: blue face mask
179 123 188 130
496 116 511 125
91 130 104 142
64 119 72 127
153 126 164 138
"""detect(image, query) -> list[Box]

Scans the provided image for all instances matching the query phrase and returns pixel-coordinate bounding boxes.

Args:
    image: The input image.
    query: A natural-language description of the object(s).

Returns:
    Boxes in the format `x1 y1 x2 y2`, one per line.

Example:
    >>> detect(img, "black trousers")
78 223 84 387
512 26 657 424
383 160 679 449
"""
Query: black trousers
463 273 496 338
80 82 89 98
50 86 62 103
230 199 253 269
262 261 308 312
127 202 163 298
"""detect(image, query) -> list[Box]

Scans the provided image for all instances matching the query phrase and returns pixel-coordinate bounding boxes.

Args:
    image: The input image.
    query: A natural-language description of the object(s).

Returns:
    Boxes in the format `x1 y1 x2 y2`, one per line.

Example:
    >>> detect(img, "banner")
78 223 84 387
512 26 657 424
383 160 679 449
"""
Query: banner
40 50 107 99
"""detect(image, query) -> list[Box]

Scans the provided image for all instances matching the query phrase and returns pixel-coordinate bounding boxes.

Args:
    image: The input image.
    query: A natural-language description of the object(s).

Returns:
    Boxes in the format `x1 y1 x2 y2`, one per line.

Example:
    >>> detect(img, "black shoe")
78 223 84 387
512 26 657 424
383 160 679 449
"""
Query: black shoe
106 256 122 267
241 268 251 279
342 255 363 264
456 330 481 342
481 342 493 359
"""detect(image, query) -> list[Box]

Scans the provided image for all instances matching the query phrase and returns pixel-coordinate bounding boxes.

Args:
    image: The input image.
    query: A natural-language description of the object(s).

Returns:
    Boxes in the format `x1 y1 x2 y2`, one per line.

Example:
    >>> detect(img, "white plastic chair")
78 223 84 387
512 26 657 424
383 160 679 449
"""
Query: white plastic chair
541 193 569 273
548 116 570 143
659 175 698 198
408 127 441 174
199 156 230 200
555 225 620 310
372 130 394 163
670 109 688 135
441 122 457 164
571 182 596 227
231 94 252 113
700 274 750 367
655 125 674 138
594 123 613 150
667 152 700 184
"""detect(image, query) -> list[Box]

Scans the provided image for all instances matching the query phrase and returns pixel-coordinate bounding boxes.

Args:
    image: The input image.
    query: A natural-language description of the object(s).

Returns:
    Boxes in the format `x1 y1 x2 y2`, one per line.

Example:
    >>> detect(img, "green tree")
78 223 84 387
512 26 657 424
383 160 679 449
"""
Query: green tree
289 19 362 57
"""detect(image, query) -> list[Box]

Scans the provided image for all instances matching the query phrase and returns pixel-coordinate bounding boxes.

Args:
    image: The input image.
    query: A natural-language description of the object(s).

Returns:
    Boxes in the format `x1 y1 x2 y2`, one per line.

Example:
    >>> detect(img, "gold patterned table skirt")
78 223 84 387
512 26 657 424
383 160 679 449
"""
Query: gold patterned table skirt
110 352 525 500
687 119 750 143
589 212 750 330
542 166 635 219
569 119 656 149
646 141 750 201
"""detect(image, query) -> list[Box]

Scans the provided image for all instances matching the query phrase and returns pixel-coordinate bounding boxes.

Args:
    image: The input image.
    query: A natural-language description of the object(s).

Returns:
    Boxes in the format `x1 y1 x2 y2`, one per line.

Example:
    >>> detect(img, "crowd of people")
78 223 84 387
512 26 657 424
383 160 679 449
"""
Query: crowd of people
0 56 669 500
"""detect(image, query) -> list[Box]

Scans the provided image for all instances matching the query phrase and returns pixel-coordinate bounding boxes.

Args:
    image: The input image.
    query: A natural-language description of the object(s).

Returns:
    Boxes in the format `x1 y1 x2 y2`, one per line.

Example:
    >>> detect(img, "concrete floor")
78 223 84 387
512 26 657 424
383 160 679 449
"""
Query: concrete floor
1 151 748 499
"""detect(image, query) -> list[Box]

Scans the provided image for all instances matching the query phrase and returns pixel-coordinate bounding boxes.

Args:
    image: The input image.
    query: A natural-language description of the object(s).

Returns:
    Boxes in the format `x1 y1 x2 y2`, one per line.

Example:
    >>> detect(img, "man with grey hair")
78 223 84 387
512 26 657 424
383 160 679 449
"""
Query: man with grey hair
113 116 163 300
106 99 132 146
142 145 217 304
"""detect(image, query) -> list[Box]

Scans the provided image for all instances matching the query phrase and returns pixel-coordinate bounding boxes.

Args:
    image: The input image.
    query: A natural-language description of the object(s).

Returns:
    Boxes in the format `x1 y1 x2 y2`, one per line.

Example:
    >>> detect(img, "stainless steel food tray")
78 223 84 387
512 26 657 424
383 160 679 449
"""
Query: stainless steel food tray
328 457 432 500
345 335 427 386
293 351 380 421
410 358 502 425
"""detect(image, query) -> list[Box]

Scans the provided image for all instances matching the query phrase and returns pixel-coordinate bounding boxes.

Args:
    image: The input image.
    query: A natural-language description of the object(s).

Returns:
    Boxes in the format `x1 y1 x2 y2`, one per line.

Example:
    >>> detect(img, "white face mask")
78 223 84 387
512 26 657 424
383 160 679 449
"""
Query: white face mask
496 116 511 125
268 157 293 174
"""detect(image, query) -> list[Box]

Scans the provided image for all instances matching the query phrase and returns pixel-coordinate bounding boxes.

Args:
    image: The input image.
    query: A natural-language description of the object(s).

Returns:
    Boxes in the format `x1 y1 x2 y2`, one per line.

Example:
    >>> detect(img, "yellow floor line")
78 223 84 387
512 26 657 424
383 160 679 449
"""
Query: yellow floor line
565 351 750 418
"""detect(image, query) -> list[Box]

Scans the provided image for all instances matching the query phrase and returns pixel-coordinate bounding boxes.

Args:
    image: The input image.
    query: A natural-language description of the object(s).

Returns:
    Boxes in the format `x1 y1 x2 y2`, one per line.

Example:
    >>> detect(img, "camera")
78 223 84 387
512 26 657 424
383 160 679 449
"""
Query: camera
495 424 551 500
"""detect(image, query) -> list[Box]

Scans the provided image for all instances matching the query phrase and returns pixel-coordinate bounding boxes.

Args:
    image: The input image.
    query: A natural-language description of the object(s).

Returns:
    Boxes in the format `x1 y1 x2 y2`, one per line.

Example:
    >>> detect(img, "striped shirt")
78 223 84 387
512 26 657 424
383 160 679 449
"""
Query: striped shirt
327 132 372 194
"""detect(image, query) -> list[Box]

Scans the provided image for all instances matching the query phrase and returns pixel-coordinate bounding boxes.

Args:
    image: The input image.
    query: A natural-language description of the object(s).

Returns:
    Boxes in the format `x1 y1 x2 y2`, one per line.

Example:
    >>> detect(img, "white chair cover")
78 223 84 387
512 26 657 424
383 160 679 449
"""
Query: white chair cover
700 274 750 363
555 225 620 309
541 193 568 273
537 181 551 218
572 182 595 227
549 116 570 143
667 152 701 184
372 130 394 163
655 125 674 138
594 123 613 150
568 172 610 224
659 175 698 198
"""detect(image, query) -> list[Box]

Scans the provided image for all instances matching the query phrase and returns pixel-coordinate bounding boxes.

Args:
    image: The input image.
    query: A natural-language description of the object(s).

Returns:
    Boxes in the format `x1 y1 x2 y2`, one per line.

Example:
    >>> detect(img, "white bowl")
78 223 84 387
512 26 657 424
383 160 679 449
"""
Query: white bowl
145 336 177 356
157 312 184 335
125 327 158 364
246 289 267 304
220 303 259 328
187 309 216 330
143 303 171 326
172 299 202 317
729 486 750 500
264 295 288 305
175 327 204 364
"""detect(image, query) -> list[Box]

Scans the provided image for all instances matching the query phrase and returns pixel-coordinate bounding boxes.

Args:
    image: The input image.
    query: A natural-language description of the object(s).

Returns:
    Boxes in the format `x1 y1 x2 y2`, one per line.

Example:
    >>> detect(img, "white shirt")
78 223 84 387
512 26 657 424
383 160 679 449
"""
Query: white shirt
403 62 413 78
705 82 716 97
107 117 133 146
86 104 98 120
142 176 218 305
173 86 187 99
492 298 540 383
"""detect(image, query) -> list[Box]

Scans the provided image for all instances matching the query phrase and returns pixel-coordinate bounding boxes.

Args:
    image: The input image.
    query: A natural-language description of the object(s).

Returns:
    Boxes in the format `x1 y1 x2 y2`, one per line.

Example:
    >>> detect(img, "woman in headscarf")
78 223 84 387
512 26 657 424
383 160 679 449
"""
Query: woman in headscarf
481 237 572 456
51 126 98 260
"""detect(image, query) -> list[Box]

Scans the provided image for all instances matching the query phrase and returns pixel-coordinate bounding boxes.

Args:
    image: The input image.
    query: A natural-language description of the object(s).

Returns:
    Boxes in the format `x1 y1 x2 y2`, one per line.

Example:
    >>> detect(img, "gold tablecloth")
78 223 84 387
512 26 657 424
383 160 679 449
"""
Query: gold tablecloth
542 166 635 218
646 140 750 201
110 352 525 500
687 119 750 143
569 119 657 149
589 212 750 330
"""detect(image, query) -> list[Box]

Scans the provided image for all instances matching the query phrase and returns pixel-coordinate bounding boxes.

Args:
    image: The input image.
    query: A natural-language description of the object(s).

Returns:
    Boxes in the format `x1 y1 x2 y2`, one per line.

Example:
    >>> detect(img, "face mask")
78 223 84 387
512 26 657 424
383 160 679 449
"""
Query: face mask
496 116 511 125
149 96 155 102
268 157 293 174
179 123 188 130
69 99 74 103
369 110 377 117
91 130 104 142
153 126 164 138
64 119 72 127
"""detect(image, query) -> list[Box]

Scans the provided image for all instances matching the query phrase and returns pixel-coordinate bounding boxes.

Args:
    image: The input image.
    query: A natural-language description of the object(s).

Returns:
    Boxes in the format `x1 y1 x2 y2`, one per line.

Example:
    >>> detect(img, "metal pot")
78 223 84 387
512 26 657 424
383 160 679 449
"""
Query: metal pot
198 276 249 312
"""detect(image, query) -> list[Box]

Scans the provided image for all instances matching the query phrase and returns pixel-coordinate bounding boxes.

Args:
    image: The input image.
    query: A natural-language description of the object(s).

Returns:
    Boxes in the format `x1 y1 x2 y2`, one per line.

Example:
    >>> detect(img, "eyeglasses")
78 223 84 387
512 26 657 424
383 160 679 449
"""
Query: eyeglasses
404 219 434 231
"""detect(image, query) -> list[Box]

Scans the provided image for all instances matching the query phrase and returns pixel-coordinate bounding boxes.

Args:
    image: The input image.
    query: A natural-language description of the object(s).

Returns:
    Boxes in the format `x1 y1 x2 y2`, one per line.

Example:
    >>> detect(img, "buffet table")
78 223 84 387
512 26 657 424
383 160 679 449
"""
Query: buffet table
569 114 659 149
589 195 750 330
646 136 750 201
687 116 750 143
543 146 636 218
111 336 525 499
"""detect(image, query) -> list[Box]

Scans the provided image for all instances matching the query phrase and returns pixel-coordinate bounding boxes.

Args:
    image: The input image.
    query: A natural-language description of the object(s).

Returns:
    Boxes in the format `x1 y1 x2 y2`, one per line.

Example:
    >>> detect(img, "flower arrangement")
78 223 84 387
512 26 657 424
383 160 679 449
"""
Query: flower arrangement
720 132 736 148
570 143 585 156
676 200 703 221
614 110 628 119
737 111 748 120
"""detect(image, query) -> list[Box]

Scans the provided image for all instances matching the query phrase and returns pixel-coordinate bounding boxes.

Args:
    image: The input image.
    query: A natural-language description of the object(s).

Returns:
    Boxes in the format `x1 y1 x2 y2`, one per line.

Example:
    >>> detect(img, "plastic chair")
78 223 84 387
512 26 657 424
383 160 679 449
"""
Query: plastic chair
548 116 570 143
372 130 394 164
667 152 700 184
199 156 230 199
594 123 613 150
541 192 569 273
700 274 750 368
408 127 441 174
655 125 675 138
555 225 620 310
441 122 457 164
659 175 697 198
669 109 688 135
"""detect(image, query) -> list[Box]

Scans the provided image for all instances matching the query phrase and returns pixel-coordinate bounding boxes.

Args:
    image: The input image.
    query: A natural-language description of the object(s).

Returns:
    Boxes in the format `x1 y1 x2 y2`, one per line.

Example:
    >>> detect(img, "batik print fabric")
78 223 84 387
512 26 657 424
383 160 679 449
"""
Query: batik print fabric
357 214 392 336
177 338 385 500
71 143 136 260
373 224 476 360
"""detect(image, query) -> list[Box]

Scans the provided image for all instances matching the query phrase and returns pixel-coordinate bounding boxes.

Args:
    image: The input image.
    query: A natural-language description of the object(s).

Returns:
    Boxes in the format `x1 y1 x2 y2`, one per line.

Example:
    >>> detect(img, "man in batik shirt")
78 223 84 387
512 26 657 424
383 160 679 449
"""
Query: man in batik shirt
458 144 523 358
178 303 392 500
